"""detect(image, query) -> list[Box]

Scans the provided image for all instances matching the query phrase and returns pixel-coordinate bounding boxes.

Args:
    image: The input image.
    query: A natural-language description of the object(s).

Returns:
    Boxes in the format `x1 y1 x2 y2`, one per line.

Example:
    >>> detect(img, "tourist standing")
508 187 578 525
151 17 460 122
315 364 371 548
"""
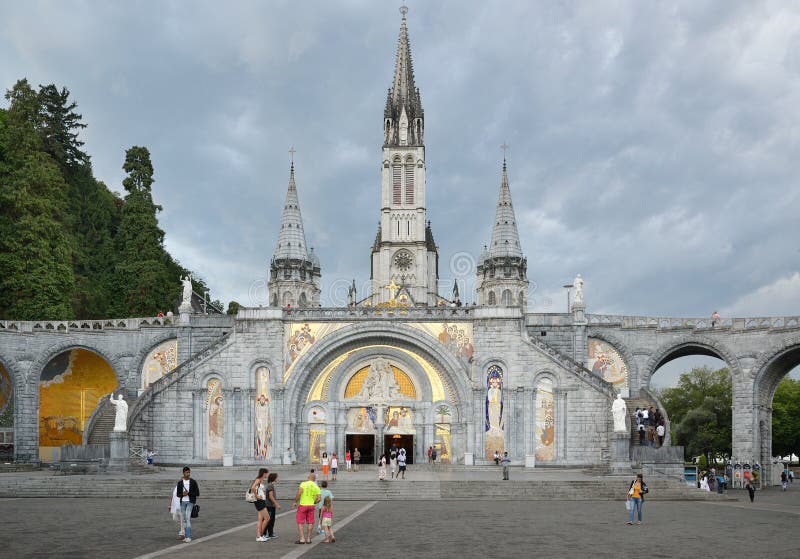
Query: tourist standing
501 452 511 480
431 447 438 463
397 448 407 479
493 450 500 465
169 484 185 540
331 453 339 481
353 448 361 472
345 450 352 471
292 472 321 544
264 472 281 540
427 446 433 464
626 473 648 525
390 450 398 479
656 422 665 447
378 454 387 480
789 470 795 483
251 467 270 541
320 495 336 544
781 471 788 491
638 424 646 445
711 310 720 327
322 452 329 481
316 480 333 535
745 479 756 502
176 466 199 543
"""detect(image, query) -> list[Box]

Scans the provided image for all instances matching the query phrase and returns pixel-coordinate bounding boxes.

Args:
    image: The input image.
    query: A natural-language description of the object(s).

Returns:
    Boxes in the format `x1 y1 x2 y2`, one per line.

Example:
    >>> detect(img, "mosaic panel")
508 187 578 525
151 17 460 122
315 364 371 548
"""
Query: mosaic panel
587 338 629 396
206 379 224 460
534 378 555 461
141 339 178 388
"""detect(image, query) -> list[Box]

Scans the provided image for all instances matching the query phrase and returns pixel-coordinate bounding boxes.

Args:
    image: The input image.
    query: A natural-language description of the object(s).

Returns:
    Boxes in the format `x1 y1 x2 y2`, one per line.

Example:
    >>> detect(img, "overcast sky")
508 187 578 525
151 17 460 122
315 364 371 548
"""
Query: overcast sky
2 1 799 326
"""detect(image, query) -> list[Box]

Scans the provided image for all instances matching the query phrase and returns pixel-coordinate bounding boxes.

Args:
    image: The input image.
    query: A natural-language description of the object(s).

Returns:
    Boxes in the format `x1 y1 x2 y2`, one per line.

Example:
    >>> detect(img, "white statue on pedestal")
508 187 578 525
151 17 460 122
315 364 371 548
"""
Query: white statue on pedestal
109 393 129 432
611 393 627 432
181 274 193 305
573 274 584 305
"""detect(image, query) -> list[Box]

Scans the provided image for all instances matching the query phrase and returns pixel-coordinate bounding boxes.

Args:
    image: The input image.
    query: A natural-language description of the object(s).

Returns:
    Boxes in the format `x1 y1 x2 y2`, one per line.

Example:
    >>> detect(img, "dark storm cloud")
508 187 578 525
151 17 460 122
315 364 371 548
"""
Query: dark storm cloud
1 0 798 316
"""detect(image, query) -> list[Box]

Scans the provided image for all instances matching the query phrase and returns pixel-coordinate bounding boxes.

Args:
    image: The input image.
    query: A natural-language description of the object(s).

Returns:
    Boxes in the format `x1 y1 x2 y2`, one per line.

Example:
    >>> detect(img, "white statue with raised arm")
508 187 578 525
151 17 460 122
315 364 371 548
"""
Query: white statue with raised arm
611 393 627 433
181 274 193 305
109 392 129 432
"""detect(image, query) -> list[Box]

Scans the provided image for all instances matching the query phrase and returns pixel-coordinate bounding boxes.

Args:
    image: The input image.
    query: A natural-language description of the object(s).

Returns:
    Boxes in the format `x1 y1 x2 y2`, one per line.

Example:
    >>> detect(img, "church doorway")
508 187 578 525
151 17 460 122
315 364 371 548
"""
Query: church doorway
385 434 414 464
346 434 375 464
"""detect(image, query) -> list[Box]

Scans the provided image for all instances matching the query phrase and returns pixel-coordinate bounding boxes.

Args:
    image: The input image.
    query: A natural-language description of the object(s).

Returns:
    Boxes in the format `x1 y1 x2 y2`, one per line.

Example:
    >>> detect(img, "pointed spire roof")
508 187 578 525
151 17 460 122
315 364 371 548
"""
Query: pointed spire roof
385 7 423 122
273 162 310 260
488 159 523 259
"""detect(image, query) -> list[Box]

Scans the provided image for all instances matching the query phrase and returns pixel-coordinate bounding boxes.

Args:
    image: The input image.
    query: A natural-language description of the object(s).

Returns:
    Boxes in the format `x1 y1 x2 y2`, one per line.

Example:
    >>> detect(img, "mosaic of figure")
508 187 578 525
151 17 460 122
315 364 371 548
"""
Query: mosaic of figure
356 358 401 401
535 378 555 461
434 404 452 464
484 365 505 460
284 323 316 371
206 379 224 460
141 339 178 388
254 367 272 460
587 339 629 396
384 406 415 434
346 407 376 433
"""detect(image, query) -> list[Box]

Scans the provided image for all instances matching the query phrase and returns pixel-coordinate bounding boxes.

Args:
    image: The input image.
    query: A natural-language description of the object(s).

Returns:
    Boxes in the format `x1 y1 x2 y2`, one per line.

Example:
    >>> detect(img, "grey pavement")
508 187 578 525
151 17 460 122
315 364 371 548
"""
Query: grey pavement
1 487 799 558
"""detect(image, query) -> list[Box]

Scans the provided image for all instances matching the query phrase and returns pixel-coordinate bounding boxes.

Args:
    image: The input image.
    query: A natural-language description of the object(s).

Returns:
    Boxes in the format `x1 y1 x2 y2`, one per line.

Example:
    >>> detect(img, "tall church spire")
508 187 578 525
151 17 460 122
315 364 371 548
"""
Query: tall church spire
269 160 321 307
476 157 528 307
489 158 523 259
384 5 424 147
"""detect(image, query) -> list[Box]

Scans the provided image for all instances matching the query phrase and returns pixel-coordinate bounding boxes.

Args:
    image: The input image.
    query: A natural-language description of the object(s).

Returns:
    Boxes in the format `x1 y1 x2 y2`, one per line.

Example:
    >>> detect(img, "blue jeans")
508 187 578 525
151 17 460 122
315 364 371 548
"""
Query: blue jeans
181 501 193 538
628 497 642 522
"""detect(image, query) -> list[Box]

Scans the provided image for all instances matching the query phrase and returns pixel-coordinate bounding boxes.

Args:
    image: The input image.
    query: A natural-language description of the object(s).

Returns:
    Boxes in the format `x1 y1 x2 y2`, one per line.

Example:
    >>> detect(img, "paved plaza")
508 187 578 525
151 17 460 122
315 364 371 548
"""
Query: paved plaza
1 486 798 558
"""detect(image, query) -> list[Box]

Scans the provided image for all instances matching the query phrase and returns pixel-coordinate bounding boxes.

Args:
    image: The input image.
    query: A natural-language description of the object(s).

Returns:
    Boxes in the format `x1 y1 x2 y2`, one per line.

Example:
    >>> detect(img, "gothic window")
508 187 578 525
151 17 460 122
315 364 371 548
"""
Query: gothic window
299 292 308 308
392 157 402 204
501 289 512 306
393 250 414 272
488 291 496 305
404 156 414 205
282 291 294 307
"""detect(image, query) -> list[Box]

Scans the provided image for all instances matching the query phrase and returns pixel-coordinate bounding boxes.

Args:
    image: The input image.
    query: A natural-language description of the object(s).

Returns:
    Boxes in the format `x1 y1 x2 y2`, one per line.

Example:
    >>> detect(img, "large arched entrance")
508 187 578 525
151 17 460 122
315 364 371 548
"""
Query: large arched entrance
284 322 470 465
38 348 119 461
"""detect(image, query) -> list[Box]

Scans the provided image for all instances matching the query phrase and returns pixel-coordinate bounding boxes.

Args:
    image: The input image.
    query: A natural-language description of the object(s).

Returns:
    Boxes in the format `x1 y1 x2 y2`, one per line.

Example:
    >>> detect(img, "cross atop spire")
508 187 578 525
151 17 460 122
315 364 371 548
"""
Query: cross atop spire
488 157 523 259
289 146 296 164
400 2 408 18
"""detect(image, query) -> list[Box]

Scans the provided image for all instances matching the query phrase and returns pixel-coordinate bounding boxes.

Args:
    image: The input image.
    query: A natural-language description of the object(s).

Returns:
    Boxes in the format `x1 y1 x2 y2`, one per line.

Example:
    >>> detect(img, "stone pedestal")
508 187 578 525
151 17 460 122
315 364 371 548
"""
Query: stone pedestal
108 431 130 472
463 452 474 466
223 453 233 467
610 431 632 475
525 454 536 468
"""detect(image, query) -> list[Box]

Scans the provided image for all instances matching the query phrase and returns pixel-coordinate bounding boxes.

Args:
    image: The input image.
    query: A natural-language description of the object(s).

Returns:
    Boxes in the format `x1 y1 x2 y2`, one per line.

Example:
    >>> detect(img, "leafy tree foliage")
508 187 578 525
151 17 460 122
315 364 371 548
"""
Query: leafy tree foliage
227 301 241 315
0 78 209 320
659 366 732 463
772 377 800 460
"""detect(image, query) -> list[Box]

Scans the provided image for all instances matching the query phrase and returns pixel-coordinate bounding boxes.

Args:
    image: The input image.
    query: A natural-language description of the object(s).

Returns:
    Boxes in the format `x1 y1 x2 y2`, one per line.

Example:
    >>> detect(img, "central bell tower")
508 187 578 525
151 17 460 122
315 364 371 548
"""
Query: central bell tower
370 6 439 306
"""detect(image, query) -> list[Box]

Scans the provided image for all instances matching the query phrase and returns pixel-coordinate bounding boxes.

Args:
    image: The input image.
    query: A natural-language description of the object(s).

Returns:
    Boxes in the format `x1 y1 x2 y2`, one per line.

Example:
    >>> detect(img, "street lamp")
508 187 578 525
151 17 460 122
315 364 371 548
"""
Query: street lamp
562 284 573 313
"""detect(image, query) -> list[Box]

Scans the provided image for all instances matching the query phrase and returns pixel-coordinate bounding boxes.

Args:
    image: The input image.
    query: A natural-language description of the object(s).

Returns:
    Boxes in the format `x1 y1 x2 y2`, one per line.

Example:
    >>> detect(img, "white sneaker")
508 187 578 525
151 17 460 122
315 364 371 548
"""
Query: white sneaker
183 538 192 543
257 536 268 542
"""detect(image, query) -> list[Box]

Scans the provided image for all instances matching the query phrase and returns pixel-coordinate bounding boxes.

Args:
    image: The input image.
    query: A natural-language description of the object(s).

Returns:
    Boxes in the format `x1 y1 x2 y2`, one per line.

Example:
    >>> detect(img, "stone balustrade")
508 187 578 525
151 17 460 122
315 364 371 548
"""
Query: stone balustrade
587 314 800 331
0 316 179 333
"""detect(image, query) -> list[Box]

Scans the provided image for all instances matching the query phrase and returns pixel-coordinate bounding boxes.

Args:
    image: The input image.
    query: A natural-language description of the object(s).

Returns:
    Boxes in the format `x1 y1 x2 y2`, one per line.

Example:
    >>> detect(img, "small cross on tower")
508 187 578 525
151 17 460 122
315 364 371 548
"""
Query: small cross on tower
500 142 509 159
288 146 296 164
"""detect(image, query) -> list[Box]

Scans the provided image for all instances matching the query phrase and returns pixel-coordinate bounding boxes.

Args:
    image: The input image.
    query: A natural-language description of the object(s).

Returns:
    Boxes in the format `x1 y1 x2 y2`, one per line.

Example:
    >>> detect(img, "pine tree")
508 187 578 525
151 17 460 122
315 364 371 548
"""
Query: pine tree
0 80 75 319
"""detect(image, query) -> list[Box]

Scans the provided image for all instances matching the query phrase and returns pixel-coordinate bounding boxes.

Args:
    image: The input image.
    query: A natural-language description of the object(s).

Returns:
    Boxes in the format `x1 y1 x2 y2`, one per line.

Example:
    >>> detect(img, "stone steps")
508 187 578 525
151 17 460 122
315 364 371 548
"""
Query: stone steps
0 478 733 501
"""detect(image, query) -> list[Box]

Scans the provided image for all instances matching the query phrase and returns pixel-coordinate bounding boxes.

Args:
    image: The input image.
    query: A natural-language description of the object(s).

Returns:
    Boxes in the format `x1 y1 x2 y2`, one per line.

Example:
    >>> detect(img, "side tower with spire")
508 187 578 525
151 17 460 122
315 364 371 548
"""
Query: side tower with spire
370 6 439 306
476 158 529 307
269 161 321 307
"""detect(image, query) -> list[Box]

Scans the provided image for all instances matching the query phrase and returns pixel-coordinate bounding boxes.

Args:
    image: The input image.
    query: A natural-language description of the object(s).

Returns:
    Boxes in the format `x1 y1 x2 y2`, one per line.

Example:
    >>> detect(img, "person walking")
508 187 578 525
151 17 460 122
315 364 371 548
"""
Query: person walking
169 484 185 540
431 447 438 464
745 479 756 502
397 448 407 479
264 472 281 540
331 453 339 481
656 422 665 447
501 452 511 480
493 450 500 465
316 480 333 535
176 466 199 543
321 452 329 481
711 310 720 327
251 468 270 541
427 446 433 464
378 454 387 481
345 450 352 471
626 473 648 525
320 496 336 544
353 448 360 472
781 471 788 491
390 450 398 480
292 472 321 544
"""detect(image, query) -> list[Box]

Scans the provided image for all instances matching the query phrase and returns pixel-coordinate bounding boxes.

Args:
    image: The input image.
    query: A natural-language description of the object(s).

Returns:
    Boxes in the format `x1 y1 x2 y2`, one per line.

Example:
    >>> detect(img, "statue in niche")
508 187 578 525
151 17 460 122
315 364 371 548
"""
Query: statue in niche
356 358 401 401
181 274 193 305
486 375 503 436
573 274 584 305
109 392 129 432
611 393 627 432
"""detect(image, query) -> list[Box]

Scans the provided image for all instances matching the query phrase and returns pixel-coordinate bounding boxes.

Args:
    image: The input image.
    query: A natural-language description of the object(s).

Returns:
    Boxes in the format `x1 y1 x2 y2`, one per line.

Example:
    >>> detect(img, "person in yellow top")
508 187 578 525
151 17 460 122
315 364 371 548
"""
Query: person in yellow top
293 472 321 544
626 473 648 525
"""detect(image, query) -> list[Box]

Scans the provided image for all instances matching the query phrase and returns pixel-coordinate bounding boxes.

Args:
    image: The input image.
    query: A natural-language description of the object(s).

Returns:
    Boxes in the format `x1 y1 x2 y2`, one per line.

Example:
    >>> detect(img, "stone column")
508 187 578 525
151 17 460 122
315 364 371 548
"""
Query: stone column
525 386 536 467
556 389 568 462
375 405 385 461
609 431 632 475
15 375 38 464
222 388 234 465
571 302 587 366
297 423 309 463
192 390 202 460
108 431 130 472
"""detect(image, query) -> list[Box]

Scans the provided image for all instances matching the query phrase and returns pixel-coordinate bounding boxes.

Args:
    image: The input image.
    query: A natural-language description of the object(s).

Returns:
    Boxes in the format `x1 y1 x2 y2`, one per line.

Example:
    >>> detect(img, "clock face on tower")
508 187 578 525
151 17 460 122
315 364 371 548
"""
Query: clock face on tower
393 250 414 272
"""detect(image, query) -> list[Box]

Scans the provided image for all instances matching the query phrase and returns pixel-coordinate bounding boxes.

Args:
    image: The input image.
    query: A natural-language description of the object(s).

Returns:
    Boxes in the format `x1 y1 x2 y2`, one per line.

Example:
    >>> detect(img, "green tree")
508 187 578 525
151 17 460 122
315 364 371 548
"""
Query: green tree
659 366 732 464
0 81 75 319
226 301 242 315
113 146 175 316
772 377 800 460
36 84 89 171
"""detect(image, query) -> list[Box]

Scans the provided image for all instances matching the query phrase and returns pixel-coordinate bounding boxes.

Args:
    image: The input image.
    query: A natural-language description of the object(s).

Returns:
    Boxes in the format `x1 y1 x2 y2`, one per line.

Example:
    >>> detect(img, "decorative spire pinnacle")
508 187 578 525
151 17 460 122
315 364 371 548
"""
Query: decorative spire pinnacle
384 4 424 146
488 157 523 259
400 2 408 18
273 159 309 260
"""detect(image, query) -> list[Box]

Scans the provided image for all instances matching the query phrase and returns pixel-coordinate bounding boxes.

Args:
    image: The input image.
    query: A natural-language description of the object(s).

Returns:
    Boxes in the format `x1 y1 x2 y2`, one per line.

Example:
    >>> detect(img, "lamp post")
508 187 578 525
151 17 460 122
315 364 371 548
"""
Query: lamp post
562 284 573 313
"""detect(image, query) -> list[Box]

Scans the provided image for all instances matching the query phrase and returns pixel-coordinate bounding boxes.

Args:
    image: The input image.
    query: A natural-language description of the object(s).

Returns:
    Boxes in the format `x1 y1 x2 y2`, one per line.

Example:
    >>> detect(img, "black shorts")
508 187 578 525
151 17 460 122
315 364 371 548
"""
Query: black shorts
254 500 267 511
399 465 406 471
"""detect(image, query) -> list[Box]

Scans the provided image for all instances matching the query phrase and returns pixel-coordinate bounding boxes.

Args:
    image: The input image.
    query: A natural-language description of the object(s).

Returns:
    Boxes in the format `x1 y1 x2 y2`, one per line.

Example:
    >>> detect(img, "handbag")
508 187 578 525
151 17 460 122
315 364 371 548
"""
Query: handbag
245 488 257 503
191 504 200 518
625 499 632 511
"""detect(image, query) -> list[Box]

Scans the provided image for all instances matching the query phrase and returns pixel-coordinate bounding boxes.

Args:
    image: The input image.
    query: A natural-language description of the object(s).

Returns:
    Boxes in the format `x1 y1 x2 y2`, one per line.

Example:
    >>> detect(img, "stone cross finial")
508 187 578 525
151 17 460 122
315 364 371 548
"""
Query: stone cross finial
288 146 296 164
500 142 509 159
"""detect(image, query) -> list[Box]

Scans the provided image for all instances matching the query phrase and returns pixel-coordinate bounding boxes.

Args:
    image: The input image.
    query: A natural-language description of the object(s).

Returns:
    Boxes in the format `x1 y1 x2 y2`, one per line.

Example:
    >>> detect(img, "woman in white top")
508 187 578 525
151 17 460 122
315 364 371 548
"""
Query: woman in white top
330 453 339 481
251 468 270 541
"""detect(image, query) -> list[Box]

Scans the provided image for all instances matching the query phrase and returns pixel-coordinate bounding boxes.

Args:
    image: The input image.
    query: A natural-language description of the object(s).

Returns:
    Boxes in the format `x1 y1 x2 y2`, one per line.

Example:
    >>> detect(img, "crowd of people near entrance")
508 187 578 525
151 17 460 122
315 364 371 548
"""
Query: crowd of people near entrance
633 405 666 447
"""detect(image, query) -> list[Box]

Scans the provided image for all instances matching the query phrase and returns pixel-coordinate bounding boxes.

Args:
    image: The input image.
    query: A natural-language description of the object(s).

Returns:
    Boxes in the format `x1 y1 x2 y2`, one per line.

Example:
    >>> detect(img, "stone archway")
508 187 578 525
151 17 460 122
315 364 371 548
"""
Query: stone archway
283 322 472 463
642 336 741 389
